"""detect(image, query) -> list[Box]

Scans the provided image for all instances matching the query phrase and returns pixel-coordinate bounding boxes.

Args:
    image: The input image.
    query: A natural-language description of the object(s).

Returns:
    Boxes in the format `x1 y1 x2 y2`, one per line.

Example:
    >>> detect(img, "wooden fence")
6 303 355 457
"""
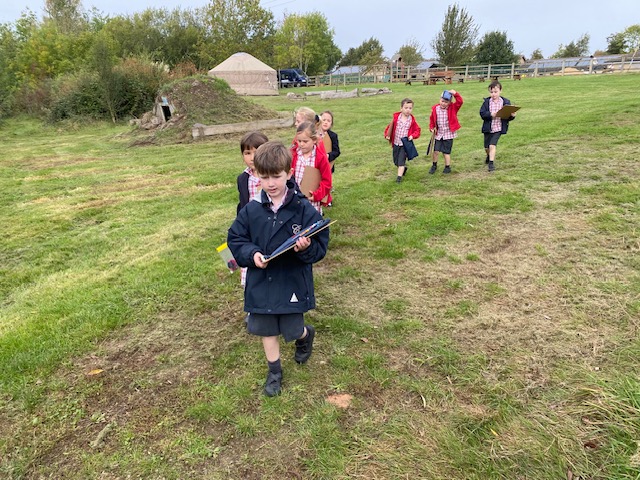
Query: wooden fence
309 57 640 87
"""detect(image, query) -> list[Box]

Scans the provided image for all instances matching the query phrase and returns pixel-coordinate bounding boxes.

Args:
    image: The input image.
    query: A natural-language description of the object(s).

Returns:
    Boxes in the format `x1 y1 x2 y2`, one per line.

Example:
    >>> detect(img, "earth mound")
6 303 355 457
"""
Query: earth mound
135 75 282 144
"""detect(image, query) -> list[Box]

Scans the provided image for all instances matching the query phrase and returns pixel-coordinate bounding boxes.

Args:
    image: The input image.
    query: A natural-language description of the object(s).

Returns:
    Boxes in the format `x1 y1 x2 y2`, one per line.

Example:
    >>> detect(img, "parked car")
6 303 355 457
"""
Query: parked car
278 69 308 87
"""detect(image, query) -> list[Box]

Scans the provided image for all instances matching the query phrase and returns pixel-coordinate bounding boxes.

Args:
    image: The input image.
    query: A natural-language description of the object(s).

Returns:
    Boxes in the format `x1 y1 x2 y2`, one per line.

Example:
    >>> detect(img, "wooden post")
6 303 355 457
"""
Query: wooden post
510 63 515 79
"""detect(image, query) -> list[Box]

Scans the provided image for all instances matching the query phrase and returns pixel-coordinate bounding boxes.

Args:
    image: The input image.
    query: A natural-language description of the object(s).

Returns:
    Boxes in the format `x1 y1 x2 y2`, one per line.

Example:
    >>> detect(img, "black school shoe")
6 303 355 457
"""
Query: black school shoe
264 370 282 397
295 325 315 364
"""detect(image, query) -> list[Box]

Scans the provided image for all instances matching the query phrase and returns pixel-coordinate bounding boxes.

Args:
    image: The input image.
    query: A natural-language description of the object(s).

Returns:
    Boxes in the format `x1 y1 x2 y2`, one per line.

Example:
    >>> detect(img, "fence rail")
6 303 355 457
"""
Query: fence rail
309 57 640 87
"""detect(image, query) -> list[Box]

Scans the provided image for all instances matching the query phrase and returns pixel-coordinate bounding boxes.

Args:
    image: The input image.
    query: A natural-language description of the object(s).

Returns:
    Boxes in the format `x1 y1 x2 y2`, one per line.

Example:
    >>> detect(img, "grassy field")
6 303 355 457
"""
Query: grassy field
1 73 639 479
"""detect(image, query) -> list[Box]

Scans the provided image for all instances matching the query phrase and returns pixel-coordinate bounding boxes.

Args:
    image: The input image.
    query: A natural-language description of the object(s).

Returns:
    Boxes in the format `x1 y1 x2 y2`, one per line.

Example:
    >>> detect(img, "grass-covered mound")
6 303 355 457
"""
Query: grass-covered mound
137 75 282 144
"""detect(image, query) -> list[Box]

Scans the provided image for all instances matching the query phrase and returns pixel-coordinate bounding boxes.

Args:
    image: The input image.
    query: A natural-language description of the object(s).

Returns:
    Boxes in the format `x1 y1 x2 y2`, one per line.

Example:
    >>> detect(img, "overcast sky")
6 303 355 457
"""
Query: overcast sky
1 0 636 60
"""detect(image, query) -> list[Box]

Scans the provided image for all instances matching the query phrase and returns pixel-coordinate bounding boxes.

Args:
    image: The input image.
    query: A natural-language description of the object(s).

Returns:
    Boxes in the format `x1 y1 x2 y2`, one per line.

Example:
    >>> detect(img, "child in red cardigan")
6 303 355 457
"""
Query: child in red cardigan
384 98 421 183
429 90 463 174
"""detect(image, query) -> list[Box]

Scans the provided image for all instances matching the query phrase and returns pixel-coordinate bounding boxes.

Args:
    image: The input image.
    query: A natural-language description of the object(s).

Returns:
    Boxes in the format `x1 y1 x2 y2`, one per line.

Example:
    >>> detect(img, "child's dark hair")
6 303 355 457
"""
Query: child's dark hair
489 80 502 91
296 121 319 140
401 98 413 107
240 131 268 153
253 141 292 176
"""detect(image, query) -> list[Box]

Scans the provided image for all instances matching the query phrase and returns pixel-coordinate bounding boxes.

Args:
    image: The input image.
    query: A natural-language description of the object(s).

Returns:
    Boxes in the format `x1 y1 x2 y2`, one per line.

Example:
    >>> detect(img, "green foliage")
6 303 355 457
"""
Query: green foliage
552 33 590 58
339 37 385 67
607 32 628 54
432 3 478 66
396 38 425 66
44 0 86 34
475 31 518 65
274 12 341 74
200 0 275 68
623 24 640 55
530 48 544 60
48 56 168 122
48 71 106 120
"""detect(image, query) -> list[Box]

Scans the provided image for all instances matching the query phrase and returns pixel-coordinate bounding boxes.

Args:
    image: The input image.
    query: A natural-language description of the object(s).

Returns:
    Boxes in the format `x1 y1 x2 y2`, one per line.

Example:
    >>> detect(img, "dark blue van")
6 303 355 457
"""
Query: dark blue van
277 69 308 87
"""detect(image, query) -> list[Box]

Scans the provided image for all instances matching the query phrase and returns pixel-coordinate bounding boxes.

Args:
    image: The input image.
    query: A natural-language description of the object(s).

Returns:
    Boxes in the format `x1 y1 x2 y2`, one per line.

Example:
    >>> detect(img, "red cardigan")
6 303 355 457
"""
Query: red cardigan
290 143 332 205
384 112 421 145
429 92 463 132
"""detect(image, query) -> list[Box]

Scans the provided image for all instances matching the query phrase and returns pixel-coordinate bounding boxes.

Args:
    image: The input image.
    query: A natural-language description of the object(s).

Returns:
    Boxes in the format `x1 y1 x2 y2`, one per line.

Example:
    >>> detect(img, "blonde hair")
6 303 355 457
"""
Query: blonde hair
295 106 320 130
295 106 317 123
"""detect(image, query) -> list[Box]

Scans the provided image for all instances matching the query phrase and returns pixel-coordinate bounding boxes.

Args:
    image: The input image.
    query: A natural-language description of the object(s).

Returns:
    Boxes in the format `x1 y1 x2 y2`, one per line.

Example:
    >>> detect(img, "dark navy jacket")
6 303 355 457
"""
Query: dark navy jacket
236 171 251 215
480 96 515 134
227 182 329 314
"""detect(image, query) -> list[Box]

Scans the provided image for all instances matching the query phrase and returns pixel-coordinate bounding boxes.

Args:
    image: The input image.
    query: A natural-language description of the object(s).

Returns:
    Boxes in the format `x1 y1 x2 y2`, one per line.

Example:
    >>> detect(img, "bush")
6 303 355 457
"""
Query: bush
47 56 170 123
48 72 106 122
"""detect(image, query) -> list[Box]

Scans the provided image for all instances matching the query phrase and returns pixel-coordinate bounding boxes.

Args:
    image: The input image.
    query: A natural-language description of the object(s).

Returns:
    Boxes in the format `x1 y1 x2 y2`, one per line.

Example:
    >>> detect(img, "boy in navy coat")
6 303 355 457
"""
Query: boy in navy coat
228 141 329 397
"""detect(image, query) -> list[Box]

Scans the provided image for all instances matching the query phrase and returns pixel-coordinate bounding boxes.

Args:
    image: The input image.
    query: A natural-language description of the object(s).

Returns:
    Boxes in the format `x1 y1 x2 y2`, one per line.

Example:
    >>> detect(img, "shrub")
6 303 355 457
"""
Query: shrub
47 56 170 123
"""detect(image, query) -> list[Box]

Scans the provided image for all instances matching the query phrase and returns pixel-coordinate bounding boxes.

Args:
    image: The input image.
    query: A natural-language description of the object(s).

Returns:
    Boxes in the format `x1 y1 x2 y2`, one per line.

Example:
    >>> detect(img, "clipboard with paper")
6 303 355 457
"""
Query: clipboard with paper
261 218 335 263
495 105 520 119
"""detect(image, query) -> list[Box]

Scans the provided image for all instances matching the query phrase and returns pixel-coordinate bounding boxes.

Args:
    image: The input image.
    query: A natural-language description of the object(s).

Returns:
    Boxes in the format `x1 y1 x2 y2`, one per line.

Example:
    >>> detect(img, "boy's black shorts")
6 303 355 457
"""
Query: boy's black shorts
484 132 502 148
392 144 408 167
247 312 305 342
434 138 453 155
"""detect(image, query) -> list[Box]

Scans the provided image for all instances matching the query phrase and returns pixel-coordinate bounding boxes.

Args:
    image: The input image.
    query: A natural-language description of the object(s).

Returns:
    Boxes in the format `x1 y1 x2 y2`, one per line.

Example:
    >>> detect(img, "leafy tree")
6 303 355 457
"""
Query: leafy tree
431 3 478 66
622 24 640 57
155 8 205 68
339 37 384 67
44 0 85 33
89 31 122 122
102 10 165 62
200 0 275 68
274 12 341 74
552 33 590 58
606 32 627 54
475 31 518 65
530 48 544 60
396 38 425 66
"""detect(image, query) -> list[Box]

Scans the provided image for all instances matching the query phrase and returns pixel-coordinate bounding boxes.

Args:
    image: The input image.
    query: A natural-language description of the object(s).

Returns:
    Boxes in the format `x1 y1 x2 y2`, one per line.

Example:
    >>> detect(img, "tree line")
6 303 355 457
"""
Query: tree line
1 0 638 122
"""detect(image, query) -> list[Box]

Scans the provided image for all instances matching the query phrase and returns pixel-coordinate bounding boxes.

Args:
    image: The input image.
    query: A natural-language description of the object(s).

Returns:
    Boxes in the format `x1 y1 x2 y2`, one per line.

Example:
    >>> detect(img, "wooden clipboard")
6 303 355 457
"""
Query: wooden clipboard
299 166 329 203
495 105 520 119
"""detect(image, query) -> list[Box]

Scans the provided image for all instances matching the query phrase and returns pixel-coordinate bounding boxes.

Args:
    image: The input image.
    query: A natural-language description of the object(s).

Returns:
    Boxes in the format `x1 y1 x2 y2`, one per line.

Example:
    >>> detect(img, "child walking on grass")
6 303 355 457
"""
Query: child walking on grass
291 121 332 214
429 89 463 174
227 141 329 397
480 80 517 172
236 131 269 288
384 98 421 183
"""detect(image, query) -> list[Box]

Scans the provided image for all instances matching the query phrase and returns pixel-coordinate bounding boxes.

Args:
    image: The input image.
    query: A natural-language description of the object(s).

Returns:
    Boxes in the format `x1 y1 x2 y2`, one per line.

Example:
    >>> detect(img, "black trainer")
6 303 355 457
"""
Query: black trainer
488 161 495 172
264 370 282 397
396 176 402 183
429 164 437 174
485 155 490 164
295 325 315 364
443 165 451 174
